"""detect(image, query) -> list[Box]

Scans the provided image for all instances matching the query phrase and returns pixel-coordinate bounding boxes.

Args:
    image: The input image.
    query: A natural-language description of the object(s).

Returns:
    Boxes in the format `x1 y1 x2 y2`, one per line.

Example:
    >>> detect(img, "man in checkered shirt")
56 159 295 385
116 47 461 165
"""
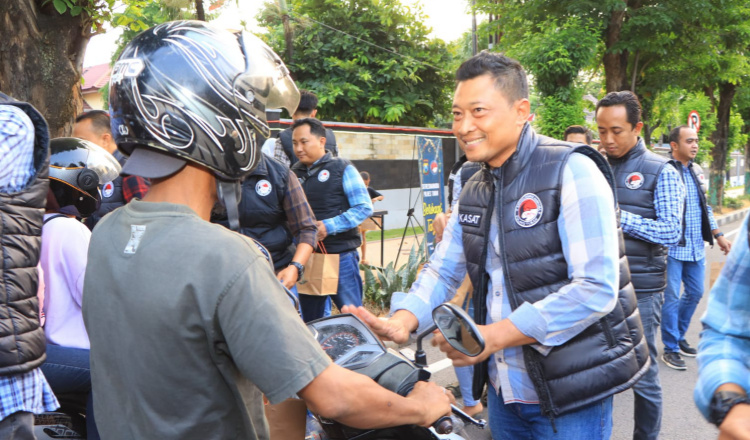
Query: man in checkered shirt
661 125 731 371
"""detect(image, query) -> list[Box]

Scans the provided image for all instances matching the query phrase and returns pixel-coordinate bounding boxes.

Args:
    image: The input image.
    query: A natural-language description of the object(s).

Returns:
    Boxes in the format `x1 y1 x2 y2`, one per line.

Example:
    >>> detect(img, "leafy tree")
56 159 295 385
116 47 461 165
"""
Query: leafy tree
257 0 455 126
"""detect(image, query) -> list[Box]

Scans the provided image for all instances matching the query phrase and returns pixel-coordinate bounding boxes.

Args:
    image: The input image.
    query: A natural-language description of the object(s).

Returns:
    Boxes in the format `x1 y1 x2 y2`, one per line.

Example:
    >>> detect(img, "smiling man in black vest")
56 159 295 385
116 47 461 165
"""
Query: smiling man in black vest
291 118 372 322
346 51 648 439
596 91 685 440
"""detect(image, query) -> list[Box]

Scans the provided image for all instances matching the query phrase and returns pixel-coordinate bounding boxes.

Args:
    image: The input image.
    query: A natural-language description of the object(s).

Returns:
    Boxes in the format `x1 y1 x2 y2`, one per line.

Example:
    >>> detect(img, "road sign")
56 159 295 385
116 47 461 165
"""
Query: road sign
688 110 701 132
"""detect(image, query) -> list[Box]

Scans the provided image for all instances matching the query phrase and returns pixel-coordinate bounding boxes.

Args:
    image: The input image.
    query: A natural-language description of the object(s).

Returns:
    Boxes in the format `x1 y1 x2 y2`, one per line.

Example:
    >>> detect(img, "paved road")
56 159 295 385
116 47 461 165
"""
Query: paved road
409 212 748 439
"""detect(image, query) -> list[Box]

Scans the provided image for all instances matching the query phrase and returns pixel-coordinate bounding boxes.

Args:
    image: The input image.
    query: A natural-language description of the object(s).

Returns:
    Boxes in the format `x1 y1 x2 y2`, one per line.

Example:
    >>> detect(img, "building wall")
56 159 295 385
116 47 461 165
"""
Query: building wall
83 91 105 110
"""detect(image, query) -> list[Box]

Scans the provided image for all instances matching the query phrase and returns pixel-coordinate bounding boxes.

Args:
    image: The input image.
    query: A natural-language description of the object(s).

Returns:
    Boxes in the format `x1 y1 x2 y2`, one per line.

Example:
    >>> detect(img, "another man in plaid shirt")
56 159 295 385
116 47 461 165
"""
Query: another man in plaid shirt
213 153 318 319
597 91 685 440
694 213 750 439
661 125 731 372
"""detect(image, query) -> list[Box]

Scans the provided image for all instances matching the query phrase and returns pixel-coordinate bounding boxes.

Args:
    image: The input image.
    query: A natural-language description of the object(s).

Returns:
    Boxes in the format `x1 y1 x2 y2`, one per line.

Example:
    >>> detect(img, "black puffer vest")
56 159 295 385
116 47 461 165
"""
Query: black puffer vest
280 127 339 166
458 124 648 417
292 153 361 254
684 161 714 246
86 151 127 229
0 95 49 373
609 140 672 294
238 155 295 271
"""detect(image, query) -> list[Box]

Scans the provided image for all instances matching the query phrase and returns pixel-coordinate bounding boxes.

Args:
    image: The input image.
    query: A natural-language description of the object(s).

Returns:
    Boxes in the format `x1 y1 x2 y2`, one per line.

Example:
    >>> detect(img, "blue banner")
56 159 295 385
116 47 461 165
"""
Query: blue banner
417 136 446 257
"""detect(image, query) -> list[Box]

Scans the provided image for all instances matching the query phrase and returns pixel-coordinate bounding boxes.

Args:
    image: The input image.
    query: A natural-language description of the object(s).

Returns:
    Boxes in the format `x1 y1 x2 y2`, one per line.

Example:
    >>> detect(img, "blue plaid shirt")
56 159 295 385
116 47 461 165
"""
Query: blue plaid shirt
620 164 685 246
392 153 620 404
669 163 718 262
0 104 59 419
318 163 373 235
0 105 36 192
694 214 750 419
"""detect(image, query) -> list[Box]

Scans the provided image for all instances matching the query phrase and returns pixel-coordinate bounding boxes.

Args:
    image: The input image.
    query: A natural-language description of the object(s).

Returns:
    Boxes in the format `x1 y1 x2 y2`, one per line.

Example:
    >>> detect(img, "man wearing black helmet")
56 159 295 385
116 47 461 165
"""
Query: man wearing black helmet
82 21 449 440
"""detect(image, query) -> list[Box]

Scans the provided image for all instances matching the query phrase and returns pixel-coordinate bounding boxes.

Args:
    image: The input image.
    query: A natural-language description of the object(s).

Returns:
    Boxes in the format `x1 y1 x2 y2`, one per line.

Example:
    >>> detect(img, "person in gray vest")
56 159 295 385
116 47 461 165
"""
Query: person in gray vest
291 118 372 322
0 93 59 438
661 125 731 371
274 90 338 167
346 51 648 439
73 110 150 229
596 90 685 440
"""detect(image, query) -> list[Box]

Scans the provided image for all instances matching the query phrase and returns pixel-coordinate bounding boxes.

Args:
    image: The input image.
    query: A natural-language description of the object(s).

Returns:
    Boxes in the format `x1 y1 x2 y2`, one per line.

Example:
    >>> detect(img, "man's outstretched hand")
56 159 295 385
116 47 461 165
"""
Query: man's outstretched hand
341 306 417 345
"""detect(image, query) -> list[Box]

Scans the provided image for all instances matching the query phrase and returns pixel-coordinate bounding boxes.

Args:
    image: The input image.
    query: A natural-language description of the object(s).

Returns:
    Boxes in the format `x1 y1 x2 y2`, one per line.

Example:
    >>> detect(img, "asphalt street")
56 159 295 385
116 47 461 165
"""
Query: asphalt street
411 211 748 440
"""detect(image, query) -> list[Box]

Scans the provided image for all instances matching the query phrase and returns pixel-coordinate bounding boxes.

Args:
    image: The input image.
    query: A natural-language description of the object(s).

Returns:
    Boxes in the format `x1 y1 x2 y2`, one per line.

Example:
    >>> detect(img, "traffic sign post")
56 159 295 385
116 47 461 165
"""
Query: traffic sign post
688 110 701 132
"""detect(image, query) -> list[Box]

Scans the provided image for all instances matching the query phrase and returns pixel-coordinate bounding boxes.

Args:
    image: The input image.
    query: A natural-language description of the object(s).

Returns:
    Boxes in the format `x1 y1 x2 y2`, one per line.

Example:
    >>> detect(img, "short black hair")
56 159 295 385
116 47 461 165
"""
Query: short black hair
360 171 370 181
563 125 592 144
596 91 642 129
295 90 319 116
669 125 691 145
291 117 327 138
75 110 111 135
455 51 529 102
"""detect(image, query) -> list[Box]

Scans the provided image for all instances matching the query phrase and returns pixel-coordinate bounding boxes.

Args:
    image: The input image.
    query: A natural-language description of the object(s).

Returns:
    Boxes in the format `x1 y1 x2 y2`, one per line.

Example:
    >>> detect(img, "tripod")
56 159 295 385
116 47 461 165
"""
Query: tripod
394 196 424 267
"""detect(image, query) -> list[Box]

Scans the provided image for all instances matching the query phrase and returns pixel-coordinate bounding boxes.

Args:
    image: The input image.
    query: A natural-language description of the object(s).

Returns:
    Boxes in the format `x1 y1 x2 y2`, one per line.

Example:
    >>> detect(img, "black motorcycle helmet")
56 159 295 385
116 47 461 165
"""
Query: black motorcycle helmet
49 137 121 217
108 20 300 181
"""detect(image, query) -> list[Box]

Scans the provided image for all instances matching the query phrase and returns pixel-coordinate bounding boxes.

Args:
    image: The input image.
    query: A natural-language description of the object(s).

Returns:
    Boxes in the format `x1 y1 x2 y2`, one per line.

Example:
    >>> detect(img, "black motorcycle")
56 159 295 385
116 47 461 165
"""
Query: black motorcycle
305 303 488 440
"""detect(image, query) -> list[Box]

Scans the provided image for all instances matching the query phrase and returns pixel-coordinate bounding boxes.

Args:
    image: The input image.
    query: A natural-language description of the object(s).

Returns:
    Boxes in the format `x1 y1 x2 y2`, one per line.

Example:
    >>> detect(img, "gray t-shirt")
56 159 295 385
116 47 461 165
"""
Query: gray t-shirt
83 200 331 439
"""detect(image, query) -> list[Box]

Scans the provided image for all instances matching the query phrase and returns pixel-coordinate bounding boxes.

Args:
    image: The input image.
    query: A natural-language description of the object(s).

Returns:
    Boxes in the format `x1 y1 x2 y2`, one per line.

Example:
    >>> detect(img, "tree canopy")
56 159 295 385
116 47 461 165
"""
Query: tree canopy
257 0 456 127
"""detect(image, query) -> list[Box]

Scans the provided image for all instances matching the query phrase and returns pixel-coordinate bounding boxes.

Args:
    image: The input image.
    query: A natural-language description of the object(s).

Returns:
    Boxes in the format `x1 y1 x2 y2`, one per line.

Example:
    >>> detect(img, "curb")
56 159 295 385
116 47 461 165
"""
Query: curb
716 207 750 227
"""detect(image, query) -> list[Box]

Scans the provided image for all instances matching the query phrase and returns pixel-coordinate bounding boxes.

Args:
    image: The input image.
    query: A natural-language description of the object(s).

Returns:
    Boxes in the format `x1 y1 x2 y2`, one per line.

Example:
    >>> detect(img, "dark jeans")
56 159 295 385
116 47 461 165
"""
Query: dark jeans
299 250 363 322
633 292 663 440
40 344 100 440
0 411 34 440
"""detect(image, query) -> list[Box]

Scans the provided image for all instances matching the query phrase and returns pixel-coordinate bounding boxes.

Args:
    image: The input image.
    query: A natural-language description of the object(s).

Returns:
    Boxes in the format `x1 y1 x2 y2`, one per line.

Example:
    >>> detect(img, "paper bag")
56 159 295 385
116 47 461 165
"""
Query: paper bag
265 398 307 440
297 252 340 296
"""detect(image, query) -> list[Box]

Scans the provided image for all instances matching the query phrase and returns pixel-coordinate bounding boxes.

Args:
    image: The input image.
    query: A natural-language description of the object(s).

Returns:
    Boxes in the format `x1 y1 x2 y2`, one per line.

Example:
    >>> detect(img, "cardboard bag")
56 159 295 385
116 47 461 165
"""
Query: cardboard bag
297 252 339 296
265 398 307 440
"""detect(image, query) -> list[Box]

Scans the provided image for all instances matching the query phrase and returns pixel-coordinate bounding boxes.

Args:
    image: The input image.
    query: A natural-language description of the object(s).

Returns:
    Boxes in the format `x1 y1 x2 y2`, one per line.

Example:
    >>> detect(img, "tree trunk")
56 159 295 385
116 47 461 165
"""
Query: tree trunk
0 1 91 138
708 81 737 209
195 0 205 21
603 8 629 92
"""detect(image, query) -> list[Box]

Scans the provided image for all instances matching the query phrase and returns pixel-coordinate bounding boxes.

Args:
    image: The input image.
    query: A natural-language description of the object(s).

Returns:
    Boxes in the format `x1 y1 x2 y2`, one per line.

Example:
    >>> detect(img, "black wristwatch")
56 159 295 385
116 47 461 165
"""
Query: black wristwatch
709 390 750 427
289 261 305 281
714 232 724 239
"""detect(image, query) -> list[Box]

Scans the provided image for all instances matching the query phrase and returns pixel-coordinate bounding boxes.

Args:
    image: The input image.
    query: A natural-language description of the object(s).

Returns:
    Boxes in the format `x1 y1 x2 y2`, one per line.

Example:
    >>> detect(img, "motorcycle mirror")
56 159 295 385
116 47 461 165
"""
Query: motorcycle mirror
432 303 485 357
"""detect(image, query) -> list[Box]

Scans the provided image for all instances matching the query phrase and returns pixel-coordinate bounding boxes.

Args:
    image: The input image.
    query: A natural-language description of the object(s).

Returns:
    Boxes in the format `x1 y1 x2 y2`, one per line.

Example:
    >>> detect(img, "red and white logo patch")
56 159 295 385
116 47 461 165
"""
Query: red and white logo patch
102 181 115 198
318 170 330 182
514 193 543 228
255 179 272 197
625 172 644 189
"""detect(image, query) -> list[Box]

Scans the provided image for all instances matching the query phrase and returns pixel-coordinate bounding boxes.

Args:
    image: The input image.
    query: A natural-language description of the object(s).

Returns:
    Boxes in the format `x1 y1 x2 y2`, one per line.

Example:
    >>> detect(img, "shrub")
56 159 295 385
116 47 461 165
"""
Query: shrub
362 244 426 313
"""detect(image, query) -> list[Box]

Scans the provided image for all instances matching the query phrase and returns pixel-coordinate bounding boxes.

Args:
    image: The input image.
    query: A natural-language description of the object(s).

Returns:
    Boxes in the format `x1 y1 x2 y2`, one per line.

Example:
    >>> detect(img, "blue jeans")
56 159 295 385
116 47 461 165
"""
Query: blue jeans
454 293 478 407
633 293 663 440
40 344 100 440
662 257 705 353
299 250 363 322
487 386 613 439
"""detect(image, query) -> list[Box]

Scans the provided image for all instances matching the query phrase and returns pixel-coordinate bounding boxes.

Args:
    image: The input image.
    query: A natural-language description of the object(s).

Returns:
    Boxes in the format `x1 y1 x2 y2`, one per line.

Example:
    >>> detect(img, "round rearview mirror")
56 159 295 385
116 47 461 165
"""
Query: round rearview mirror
432 303 485 357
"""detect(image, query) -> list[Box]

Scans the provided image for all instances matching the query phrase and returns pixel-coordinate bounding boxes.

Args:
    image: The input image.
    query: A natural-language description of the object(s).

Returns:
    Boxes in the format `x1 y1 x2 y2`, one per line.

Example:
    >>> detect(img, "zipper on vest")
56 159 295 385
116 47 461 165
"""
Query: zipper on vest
600 317 617 349
496 166 558 430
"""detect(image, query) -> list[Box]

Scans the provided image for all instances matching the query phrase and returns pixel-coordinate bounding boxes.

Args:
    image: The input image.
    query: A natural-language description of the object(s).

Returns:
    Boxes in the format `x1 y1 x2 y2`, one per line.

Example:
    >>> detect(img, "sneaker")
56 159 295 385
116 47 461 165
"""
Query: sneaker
662 352 687 370
679 340 697 357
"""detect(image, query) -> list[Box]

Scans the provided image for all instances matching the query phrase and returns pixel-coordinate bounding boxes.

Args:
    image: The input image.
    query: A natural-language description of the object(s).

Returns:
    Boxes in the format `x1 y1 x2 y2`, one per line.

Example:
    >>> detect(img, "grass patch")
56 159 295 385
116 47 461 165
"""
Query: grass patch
365 226 424 241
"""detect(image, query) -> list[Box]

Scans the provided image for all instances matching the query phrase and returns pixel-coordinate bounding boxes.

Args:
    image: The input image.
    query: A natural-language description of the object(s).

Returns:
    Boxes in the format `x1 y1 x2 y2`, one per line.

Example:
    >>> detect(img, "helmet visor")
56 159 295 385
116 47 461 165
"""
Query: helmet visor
82 140 122 183
232 31 300 137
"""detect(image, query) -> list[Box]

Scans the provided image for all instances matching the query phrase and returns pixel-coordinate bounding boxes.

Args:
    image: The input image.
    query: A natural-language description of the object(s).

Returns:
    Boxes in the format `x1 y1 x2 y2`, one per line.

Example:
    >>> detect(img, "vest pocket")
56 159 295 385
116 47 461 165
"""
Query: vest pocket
600 318 617 349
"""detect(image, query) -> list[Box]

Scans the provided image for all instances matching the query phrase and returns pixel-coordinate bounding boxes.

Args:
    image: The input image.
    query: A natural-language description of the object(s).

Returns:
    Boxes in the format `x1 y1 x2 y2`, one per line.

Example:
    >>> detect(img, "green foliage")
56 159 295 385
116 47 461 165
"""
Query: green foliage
723 196 743 209
534 92 586 140
257 0 455 126
650 89 717 165
362 244 425 312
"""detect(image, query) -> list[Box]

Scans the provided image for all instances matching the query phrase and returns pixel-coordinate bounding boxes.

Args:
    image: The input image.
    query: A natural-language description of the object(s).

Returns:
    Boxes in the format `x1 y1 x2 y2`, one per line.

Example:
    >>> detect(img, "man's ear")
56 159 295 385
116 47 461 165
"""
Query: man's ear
515 99 531 125
310 109 318 118
634 121 644 136
669 141 678 152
